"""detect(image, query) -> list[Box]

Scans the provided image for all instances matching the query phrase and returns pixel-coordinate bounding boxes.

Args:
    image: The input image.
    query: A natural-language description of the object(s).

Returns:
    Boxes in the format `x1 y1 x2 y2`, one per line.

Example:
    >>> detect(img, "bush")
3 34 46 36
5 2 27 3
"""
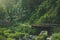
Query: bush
51 33 60 40
7 38 15 40
0 35 6 40
9 24 37 35
35 31 48 40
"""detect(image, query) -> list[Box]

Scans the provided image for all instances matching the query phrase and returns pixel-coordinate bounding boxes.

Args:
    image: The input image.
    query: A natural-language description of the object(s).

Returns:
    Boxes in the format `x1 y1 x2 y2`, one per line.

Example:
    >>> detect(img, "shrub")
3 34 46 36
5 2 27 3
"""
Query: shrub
51 33 60 40
35 31 48 40
0 35 6 40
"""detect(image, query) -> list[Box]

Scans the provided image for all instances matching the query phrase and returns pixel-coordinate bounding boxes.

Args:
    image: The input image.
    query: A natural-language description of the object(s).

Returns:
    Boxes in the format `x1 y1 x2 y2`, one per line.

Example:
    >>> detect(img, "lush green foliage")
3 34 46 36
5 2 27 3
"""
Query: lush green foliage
0 0 60 26
0 25 36 40
35 31 47 40
0 0 60 40
51 33 60 40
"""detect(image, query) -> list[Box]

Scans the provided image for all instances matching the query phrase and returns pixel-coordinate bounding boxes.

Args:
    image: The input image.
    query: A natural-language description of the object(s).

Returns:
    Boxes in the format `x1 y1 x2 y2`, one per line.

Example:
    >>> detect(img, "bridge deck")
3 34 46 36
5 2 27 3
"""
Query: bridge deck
32 24 60 27
32 24 60 35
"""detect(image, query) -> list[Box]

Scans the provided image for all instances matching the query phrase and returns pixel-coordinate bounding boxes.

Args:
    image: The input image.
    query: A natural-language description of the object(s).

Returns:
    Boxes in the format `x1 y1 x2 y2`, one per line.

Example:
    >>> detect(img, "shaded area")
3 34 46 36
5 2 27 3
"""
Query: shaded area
32 24 60 35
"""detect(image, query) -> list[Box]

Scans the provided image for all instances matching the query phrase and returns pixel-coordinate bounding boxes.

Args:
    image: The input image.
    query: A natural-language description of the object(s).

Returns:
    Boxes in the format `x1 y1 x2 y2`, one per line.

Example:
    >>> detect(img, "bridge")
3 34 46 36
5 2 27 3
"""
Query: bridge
32 24 60 35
